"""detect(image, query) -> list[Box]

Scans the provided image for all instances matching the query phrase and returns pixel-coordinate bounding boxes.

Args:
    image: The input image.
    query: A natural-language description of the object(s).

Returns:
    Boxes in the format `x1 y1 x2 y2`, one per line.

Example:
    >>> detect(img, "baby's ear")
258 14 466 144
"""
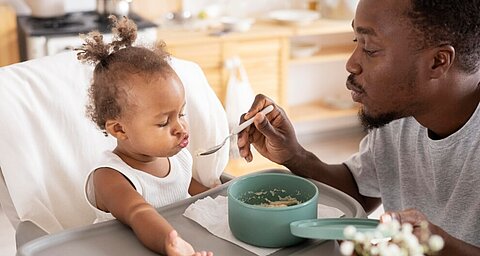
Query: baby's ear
105 120 127 140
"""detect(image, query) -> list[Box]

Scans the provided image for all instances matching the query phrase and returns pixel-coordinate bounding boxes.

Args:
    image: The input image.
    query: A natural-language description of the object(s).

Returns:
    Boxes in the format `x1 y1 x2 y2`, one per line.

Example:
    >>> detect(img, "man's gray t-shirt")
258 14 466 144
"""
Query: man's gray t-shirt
344 103 480 247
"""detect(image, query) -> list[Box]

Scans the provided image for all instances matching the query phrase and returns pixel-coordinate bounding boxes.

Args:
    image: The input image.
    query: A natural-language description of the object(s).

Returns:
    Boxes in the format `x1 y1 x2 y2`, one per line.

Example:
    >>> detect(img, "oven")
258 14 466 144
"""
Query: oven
17 11 158 61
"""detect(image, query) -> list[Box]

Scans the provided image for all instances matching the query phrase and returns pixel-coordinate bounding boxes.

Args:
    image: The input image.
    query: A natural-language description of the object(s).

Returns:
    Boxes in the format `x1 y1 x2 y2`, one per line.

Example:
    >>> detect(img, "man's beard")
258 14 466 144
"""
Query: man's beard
352 70 417 131
358 108 400 131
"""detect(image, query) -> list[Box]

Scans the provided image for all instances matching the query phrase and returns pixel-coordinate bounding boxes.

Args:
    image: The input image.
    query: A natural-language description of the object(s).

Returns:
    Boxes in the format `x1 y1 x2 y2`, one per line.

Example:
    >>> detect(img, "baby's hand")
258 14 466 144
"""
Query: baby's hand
165 230 213 256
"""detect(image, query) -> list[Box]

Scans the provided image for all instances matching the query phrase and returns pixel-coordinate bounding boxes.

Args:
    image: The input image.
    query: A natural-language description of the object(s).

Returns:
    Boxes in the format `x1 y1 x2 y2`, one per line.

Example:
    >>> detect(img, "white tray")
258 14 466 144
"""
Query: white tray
17 169 366 256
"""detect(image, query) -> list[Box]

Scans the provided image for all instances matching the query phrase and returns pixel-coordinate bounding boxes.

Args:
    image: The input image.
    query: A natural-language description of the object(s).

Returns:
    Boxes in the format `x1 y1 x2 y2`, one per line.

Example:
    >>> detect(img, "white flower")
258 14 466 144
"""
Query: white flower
342 217 444 256
401 223 413 234
344 225 357 239
403 232 419 249
387 243 401 255
370 246 380 255
428 235 445 252
354 231 367 243
340 241 355 256
378 219 401 237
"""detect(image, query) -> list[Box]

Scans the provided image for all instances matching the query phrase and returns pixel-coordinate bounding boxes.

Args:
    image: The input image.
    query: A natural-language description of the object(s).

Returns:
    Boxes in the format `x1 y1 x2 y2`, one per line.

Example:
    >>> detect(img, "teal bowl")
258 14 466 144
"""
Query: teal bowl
228 172 318 248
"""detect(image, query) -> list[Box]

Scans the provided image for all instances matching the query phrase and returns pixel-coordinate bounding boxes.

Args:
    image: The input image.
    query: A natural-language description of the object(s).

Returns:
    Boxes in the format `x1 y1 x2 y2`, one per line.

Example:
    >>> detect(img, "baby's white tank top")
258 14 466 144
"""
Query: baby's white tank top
84 149 192 223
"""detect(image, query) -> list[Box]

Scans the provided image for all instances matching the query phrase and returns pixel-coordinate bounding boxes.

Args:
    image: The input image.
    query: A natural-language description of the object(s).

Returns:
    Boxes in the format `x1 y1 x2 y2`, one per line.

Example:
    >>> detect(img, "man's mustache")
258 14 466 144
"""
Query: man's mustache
346 74 364 93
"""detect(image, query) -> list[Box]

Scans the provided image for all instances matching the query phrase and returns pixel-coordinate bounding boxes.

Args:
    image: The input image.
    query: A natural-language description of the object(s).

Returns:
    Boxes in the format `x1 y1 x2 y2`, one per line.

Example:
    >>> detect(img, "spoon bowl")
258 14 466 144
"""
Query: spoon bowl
197 105 274 156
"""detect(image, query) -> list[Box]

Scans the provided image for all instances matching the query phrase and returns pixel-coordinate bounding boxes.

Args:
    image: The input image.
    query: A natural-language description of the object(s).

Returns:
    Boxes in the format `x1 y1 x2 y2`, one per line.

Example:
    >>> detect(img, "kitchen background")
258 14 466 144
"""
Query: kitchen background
0 0 383 254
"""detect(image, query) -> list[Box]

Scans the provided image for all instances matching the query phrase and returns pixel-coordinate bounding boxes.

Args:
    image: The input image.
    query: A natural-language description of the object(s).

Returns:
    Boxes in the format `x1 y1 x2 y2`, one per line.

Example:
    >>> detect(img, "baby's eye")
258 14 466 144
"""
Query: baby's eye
157 120 168 127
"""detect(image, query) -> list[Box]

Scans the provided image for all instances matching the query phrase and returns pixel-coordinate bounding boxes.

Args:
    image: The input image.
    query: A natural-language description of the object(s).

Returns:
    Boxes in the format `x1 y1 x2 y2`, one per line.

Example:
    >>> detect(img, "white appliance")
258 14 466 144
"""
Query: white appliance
17 11 158 61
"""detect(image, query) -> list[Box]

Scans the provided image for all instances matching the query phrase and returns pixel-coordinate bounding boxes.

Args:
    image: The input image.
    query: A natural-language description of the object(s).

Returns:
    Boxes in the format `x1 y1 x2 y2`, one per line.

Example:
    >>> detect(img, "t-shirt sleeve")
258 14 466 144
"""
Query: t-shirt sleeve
343 134 381 198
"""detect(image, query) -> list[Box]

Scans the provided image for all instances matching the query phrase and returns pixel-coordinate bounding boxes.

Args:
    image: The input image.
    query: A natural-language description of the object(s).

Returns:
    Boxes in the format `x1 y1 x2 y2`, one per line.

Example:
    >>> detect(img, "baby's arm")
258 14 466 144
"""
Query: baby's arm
93 168 212 255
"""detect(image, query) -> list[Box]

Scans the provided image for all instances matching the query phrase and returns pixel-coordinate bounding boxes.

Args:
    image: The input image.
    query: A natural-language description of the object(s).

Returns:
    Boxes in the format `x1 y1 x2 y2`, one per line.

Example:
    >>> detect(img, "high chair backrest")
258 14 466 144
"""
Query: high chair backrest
0 51 229 234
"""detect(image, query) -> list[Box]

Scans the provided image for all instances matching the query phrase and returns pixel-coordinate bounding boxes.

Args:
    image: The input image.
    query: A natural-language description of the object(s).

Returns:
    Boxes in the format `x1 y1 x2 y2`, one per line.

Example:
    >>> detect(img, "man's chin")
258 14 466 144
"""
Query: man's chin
359 108 399 131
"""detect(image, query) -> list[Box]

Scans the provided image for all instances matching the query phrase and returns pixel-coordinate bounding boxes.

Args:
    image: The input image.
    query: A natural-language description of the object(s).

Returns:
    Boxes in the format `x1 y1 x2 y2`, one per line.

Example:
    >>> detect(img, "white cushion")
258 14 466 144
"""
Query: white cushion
0 51 228 233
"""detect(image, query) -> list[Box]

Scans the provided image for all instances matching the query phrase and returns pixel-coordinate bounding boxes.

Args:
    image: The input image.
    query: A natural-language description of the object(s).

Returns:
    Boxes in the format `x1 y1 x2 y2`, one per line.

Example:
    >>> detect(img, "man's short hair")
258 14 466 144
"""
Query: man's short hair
407 0 480 73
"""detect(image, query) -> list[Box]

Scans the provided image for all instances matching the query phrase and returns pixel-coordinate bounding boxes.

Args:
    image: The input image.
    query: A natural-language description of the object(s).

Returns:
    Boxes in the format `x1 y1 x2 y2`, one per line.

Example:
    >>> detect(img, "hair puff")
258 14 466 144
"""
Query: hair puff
76 15 138 65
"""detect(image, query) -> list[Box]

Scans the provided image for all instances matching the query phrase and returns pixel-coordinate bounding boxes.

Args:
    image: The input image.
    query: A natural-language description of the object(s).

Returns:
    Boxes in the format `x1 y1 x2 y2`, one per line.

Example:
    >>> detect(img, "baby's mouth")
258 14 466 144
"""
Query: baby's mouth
179 135 189 148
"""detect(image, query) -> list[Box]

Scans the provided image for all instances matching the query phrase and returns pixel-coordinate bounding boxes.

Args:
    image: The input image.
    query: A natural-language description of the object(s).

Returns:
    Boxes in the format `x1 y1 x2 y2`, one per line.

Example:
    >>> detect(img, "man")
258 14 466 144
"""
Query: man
237 0 480 254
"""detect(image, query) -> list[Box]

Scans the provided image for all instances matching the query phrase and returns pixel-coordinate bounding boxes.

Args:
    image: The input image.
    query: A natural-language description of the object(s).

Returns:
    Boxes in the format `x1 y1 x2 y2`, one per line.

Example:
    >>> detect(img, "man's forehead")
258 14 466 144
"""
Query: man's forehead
351 20 377 36
353 0 408 37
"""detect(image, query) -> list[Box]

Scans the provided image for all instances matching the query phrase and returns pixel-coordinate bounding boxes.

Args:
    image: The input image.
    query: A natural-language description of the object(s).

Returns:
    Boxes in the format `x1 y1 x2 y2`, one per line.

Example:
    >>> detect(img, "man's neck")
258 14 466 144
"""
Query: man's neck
416 77 480 139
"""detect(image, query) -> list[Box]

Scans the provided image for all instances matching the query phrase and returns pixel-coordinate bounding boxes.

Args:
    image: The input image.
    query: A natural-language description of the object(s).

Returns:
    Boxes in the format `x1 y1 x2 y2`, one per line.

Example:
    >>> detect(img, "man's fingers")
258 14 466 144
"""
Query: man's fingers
382 209 426 226
253 111 277 139
244 94 271 120
397 209 426 226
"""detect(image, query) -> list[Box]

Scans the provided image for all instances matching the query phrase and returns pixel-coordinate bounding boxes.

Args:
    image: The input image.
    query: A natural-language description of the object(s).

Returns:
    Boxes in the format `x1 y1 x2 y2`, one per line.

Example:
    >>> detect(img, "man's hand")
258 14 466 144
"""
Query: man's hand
237 94 303 166
381 209 480 256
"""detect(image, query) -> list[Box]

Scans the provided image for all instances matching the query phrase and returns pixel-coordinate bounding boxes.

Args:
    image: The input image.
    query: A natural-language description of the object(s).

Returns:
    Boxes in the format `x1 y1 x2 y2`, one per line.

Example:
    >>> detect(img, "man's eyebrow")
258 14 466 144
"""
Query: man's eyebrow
351 19 377 36
356 26 376 36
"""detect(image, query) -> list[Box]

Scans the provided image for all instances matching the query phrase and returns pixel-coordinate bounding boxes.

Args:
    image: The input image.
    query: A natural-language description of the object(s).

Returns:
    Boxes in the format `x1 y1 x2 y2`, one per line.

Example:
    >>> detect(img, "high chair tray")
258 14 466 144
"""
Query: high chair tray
17 169 367 256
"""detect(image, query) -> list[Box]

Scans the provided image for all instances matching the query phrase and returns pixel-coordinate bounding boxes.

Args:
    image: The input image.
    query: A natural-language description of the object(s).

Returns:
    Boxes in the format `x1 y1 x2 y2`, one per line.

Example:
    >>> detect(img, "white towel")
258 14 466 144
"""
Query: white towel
183 196 345 256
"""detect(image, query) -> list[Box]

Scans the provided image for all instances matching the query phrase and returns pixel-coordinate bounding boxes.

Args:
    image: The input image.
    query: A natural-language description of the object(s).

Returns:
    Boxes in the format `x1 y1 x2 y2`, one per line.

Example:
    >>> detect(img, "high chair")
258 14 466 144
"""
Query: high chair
0 51 229 248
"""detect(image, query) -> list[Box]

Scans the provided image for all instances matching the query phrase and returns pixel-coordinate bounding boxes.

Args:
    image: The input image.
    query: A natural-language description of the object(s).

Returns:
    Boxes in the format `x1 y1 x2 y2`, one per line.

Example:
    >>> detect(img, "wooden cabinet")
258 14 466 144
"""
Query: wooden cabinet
285 19 359 134
161 24 290 106
0 4 20 67
158 20 357 176
167 41 224 97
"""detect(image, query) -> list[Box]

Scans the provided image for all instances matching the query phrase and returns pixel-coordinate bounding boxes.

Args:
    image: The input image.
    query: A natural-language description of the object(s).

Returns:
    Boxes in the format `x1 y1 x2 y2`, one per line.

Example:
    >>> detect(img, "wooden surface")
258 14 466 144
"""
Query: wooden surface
164 23 291 106
132 0 182 22
225 150 286 177
0 4 20 67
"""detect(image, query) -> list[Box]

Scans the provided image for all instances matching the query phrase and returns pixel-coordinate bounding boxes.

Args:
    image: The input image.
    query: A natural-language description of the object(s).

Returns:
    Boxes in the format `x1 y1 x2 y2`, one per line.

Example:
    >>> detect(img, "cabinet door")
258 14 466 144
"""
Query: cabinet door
222 38 288 176
167 42 223 97
223 38 287 106
0 4 20 66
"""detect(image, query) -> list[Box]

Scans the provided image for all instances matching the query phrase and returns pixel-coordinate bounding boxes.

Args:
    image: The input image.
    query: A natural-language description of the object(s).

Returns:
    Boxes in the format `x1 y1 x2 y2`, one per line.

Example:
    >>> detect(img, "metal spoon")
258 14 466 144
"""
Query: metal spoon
197 105 274 156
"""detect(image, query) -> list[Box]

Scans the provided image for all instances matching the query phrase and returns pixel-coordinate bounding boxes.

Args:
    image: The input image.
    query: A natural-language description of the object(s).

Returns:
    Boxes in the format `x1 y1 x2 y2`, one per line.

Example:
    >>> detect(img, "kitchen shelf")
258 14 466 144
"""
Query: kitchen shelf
289 100 359 123
287 19 353 36
289 45 355 65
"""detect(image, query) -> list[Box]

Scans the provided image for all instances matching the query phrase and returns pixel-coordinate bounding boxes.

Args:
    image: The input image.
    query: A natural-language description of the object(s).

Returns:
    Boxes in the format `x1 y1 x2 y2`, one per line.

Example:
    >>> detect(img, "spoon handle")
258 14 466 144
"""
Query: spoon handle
231 105 274 135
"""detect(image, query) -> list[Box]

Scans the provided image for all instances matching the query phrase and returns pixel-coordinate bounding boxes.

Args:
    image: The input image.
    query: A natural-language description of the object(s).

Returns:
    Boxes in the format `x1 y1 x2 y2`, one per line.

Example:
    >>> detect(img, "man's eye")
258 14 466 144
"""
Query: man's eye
353 38 358 43
364 49 377 56
179 113 186 118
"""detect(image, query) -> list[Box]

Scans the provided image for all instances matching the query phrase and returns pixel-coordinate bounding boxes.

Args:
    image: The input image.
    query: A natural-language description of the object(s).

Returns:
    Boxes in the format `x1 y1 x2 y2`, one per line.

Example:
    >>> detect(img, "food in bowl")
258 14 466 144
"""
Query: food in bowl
260 196 301 207
241 189 302 207
228 172 319 247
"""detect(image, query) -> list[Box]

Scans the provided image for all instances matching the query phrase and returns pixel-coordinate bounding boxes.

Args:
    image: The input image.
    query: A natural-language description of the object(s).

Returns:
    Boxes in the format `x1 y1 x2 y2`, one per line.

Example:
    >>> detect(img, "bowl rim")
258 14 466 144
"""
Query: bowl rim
227 172 319 211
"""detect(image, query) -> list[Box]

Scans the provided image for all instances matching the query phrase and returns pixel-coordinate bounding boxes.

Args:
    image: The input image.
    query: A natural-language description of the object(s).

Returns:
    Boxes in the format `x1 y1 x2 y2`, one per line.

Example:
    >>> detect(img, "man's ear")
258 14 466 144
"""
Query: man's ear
429 45 455 79
105 119 127 140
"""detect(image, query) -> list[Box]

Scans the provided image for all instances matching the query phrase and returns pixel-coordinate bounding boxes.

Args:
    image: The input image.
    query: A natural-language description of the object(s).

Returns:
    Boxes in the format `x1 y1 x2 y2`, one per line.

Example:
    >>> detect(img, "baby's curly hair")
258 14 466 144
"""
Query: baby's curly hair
76 15 173 134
